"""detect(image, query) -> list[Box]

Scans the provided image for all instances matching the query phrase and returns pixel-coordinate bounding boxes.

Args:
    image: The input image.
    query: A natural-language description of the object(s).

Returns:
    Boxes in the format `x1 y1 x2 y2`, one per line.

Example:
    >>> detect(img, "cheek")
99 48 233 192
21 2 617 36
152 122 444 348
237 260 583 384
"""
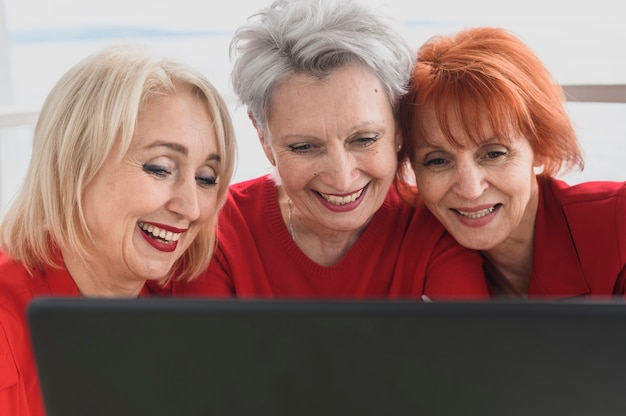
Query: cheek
513 180 534 209
184 227 202 244
81 181 115 230
415 173 445 202
501 167 535 197
198 193 221 222
277 159 312 187
363 148 398 177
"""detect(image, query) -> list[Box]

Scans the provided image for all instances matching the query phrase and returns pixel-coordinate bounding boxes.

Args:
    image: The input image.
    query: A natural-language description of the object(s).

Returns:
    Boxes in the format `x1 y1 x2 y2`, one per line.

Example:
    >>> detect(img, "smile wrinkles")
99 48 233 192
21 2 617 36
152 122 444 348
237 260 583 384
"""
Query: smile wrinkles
319 188 364 205
139 222 182 242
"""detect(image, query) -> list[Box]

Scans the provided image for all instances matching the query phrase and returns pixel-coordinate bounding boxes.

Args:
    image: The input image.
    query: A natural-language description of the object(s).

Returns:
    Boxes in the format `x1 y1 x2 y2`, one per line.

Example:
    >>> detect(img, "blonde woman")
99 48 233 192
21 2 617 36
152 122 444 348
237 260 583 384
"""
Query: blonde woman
0 44 236 415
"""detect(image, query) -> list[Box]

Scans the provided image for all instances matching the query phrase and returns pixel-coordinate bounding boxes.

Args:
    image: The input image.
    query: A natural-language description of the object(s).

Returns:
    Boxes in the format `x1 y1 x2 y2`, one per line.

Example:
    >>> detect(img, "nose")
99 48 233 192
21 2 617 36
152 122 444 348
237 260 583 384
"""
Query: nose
453 159 487 200
318 148 356 191
166 175 201 221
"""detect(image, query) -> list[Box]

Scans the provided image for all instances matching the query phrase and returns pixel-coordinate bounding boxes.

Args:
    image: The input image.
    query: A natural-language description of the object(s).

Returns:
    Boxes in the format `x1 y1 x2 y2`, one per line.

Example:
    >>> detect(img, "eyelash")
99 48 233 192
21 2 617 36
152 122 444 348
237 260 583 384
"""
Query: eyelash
143 164 170 177
288 144 312 154
485 150 507 159
422 149 508 167
354 136 378 147
143 164 218 188
423 158 447 167
196 176 218 188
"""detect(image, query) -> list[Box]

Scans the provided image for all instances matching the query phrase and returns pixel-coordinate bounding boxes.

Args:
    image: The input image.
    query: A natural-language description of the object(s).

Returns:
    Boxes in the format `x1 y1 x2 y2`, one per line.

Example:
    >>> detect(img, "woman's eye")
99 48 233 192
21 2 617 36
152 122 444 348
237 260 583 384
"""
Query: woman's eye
484 150 507 160
289 144 313 154
423 157 448 167
196 175 218 188
143 164 171 177
353 135 378 147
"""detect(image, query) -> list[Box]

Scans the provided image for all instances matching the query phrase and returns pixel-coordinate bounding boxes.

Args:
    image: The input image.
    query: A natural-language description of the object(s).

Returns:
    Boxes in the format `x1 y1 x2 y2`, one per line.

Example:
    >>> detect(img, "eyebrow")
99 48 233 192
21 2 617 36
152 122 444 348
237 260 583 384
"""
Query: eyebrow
148 141 221 162
279 120 386 142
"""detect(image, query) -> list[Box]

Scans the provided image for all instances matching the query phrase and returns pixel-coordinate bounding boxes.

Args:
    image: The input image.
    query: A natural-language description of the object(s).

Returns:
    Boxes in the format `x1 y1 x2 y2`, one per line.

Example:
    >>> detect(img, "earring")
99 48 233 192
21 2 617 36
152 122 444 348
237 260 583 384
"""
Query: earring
270 159 276 166
396 144 402 151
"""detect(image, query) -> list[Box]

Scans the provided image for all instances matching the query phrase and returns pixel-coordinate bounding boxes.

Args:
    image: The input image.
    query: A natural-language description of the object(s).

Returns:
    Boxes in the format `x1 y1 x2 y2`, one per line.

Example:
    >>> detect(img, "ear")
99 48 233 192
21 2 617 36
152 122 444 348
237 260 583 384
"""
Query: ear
395 127 403 152
248 111 275 166
394 120 404 152
532 155 546 175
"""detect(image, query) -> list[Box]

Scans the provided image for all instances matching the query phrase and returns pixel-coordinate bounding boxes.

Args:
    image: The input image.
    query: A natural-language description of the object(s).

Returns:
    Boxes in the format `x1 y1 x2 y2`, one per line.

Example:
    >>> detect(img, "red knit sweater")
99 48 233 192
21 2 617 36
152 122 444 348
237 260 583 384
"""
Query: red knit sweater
173 175 489 299
0 252 153 416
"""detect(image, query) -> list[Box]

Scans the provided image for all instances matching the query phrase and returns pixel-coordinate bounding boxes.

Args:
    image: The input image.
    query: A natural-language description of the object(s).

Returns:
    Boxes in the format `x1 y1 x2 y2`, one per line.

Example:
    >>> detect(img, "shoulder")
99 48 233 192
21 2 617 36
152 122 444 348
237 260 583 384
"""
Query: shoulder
544 177 626 206
380 187 448 242
227 174 273 198
364 186 416 232
541 178 626 234
0 254 33 375
540 178 626 293
0 318 20 393
542 177 626 246
219 175 276 219
220 175 275 212
377 185 448 233
382 185 414 214
0 252 38 307
410 196 448 234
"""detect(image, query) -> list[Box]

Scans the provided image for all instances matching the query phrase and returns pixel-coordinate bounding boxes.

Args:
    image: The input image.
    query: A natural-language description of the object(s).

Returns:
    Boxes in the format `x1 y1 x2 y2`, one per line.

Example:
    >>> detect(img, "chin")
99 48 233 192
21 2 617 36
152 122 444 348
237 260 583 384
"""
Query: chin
137 265 173 282
451 235 492 251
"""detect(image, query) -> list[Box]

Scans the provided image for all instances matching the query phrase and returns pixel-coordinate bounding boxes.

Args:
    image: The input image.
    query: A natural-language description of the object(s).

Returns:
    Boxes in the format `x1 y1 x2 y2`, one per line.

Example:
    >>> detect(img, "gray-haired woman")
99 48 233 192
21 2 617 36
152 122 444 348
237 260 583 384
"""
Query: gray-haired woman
173 0 489 299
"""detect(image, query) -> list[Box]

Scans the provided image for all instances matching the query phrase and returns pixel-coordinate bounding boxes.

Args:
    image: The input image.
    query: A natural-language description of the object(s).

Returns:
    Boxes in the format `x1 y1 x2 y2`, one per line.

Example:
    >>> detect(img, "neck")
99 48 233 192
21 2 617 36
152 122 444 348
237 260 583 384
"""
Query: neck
482 246 533 297
61 249 144 297
282 193 365 267
481 183 540 297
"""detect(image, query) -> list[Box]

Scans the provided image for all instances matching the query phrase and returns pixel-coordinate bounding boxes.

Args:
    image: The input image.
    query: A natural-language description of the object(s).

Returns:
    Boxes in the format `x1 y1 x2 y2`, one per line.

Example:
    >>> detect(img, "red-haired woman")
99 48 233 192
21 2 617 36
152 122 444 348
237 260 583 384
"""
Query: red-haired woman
399 27 625 298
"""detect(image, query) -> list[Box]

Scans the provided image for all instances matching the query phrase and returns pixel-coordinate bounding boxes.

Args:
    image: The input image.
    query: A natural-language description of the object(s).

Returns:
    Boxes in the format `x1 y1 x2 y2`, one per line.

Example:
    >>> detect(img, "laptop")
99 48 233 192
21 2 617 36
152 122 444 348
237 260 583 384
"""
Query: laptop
28 297 626 416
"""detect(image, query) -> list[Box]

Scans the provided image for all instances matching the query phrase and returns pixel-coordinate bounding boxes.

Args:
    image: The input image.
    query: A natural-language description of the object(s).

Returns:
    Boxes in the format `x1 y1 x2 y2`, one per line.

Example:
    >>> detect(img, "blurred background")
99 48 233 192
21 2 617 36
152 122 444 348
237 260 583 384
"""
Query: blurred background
1 0 625 213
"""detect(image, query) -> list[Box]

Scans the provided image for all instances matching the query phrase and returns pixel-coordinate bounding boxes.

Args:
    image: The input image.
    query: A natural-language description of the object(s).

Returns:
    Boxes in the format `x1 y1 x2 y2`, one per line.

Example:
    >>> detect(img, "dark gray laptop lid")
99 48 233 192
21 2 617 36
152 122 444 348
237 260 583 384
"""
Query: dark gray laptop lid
27 297 626 416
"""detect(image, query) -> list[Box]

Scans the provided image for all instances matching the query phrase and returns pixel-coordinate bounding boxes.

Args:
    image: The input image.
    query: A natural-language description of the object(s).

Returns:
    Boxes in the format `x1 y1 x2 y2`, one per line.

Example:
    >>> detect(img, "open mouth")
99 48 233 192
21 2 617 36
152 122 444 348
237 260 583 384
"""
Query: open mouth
138 222 182 244
454 204 501 219
316 185 366 206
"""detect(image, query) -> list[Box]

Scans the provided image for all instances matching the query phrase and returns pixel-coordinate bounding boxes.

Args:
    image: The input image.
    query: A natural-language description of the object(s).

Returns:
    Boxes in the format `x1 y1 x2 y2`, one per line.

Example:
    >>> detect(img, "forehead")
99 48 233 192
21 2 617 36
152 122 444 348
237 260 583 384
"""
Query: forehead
267 65 394 133
418 99 516 148
132 91 218 155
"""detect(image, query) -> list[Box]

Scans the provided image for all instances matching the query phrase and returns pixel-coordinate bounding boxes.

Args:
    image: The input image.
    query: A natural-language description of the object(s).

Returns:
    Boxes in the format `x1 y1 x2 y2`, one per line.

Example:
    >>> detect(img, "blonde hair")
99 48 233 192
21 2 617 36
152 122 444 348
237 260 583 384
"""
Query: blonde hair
0 44 236 282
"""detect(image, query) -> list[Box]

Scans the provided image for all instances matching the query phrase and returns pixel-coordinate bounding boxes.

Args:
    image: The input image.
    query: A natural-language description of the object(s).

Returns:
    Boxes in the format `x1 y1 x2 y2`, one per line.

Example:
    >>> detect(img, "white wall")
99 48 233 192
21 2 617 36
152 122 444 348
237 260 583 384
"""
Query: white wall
1 0 625 214
0 0 11 106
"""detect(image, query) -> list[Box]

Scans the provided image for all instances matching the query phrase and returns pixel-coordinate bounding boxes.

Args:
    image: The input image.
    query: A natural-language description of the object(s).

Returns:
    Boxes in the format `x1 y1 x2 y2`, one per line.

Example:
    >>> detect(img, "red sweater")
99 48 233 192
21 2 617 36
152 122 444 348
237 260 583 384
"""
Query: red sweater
172 175 489 299
0 252 153 416
524 177 626 297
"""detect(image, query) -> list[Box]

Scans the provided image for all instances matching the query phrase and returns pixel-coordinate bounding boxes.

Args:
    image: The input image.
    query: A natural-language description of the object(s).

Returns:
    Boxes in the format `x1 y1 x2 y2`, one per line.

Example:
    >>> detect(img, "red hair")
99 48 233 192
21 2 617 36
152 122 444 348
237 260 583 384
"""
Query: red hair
397 27 583 205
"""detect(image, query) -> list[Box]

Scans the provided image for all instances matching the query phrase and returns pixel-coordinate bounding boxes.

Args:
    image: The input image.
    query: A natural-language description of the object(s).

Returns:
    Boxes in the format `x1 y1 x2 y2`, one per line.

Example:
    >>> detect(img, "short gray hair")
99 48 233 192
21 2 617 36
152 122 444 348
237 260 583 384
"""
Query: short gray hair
230 0 415 128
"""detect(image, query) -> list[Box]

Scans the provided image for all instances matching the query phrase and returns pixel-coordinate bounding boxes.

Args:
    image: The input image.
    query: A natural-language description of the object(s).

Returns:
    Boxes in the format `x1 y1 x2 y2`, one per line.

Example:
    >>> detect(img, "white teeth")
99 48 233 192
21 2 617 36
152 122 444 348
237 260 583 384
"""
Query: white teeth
320 188 363 205
456 206 497 219
138 222 182 243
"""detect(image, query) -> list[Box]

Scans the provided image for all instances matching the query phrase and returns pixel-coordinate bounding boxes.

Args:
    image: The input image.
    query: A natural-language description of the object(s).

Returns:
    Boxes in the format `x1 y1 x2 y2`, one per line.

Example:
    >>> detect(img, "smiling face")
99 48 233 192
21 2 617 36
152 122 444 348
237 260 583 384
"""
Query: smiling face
77 88 221 292
260 64 401 234
412 102 541 251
